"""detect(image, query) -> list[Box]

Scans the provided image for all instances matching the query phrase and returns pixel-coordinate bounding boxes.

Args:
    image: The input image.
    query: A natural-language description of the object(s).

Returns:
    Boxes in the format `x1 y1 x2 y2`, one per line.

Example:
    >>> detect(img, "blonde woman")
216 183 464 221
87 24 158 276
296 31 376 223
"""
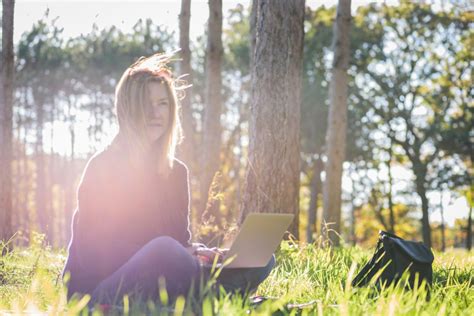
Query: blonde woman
62 54 274 307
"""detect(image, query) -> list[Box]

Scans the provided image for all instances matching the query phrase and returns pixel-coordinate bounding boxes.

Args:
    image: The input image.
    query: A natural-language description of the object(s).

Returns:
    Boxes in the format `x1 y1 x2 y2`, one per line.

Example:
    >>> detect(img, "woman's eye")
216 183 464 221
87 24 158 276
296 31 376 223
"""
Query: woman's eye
148 101 168 110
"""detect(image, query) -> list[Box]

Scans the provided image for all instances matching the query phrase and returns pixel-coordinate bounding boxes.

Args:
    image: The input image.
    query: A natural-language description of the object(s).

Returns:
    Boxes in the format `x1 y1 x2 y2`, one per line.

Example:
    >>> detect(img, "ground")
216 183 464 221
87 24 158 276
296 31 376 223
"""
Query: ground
0 235 472 315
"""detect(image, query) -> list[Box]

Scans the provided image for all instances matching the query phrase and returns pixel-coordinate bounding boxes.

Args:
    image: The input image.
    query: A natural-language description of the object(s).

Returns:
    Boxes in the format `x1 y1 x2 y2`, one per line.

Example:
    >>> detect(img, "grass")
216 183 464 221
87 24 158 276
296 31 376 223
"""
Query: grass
0 236 472 315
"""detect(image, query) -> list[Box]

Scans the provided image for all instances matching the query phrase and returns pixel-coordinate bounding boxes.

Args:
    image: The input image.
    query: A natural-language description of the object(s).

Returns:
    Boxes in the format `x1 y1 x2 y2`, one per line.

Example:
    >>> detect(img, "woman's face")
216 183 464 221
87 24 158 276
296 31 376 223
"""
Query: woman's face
145 81 170 144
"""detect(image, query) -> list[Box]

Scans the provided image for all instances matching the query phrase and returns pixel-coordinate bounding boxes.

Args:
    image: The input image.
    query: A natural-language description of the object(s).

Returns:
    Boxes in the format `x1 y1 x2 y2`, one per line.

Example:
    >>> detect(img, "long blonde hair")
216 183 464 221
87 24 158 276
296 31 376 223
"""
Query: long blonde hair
113 53 183 176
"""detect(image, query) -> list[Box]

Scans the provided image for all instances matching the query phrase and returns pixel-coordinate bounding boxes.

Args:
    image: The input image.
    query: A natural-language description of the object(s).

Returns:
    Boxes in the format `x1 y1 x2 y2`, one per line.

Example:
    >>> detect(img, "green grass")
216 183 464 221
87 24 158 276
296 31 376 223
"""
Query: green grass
0 238 472 315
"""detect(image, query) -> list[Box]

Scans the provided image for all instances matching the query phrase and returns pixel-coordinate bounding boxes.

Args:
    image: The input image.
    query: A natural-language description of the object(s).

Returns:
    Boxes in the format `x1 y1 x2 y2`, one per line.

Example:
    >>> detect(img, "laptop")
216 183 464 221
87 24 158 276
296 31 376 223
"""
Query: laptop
202 213 294 269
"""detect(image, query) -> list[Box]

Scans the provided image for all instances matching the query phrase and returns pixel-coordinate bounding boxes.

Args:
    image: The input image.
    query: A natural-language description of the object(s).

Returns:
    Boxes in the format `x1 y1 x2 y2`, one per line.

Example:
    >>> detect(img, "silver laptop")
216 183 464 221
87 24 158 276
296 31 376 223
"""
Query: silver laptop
209 213 294 269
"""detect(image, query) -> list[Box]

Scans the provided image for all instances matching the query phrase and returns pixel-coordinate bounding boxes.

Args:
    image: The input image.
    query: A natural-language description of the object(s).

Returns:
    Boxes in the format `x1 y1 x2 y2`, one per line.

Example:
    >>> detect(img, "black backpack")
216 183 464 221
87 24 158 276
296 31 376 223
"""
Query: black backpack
352 231 434 288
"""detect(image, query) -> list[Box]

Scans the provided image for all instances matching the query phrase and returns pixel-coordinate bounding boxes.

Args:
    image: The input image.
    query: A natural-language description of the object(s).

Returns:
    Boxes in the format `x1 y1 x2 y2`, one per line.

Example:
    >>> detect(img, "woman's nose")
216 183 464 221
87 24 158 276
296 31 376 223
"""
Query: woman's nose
150 105 161 117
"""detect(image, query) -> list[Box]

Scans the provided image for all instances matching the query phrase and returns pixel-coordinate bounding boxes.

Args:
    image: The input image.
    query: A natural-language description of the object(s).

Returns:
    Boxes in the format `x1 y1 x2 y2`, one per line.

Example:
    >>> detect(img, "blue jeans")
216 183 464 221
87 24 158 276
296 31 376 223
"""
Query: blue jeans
88 236 275 306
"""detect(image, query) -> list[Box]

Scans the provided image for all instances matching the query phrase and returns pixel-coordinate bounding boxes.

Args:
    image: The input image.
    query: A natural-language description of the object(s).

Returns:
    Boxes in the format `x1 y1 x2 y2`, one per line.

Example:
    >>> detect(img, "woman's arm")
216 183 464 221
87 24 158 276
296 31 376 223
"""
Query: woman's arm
72 156 140 278
173 161 193 247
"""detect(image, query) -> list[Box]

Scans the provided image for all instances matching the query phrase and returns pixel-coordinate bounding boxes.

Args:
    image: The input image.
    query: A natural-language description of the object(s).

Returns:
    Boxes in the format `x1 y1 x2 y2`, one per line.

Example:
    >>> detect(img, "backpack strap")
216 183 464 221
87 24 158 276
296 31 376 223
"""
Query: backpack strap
352 237 384 286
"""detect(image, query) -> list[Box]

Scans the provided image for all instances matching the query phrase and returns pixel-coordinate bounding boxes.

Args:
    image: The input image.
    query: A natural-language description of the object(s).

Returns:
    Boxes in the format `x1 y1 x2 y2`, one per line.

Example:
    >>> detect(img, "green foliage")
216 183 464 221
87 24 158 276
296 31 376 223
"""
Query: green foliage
223 4 251 76
343 0 473 247
353 0 472 188
0 242 472 315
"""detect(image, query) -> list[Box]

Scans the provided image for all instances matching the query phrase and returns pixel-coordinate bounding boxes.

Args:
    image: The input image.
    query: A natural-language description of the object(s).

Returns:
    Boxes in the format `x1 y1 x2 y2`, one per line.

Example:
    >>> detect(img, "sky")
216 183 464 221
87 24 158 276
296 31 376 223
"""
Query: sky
14 0 401 45
13 0 471 226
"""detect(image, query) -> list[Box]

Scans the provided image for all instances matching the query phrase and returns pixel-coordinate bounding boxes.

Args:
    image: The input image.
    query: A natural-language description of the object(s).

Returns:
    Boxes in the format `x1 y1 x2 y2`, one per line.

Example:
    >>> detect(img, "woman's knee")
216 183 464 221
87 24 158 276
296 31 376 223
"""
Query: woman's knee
250 254 276 287
144 236 197 273
266 254 276 271
146 236 182 251
144 236 186 260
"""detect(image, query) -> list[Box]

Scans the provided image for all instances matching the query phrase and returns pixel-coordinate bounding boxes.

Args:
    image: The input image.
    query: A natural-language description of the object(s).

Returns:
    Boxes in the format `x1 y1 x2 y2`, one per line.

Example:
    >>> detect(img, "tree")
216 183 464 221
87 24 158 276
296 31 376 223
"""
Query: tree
434 13 473 250
301 5 380 243
465 189 473 250
301 6 333 244
354 1 472 248
17 15 66 241
240 0 305 238
178 0 196 168
321 0 352 246
1 0 15 243
201 0 223 218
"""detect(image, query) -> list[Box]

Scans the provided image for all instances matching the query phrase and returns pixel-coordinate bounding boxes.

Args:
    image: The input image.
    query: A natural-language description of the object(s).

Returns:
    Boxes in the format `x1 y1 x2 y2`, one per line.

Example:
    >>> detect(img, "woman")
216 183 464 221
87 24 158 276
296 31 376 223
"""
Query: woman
62 53 274 306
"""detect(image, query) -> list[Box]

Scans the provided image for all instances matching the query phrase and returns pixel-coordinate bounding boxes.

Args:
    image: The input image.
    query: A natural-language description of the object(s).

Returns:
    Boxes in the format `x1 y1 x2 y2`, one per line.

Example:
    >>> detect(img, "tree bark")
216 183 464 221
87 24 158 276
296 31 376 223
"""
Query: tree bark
12 113 22 243
387 145 395 234
349 166 357 246
17 100 28 246
178 0 195 168
249 0 257 66
440 191 446 252
34 89 47 238
306 157 322 243
48 100 56 245
0 0 15 244
414 166 432 248
321 0 352 246
467 200 472 251
201 0 223 218
240 0 305 239
64 97 75 246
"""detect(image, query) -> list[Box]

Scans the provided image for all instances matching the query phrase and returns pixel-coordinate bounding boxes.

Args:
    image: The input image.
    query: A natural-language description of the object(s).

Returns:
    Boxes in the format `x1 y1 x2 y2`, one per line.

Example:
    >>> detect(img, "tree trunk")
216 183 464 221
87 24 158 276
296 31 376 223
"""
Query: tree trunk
0 0 15 244
467 201 472 251
414 170 432 248
350 191 356 246
64 98 75 246
34 90 47 238
178 0 195 168
249 0 257 66
387 145 395 234
321 0 352 246
349 166 357 246
48 102 56 245
201 0 223 218
306 157 322 243
12 112 22 244
440 191 446 252
240 0 305 239
17 102 28 246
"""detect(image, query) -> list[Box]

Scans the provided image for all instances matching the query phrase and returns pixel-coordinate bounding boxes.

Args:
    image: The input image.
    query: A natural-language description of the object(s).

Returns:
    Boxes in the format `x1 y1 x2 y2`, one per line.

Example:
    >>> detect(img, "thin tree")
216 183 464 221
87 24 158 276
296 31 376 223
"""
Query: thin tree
468 203 473 251
34 86 47 237
249 0 257 65
306 157 323 243
0 0 15 244
439 190 446 252
385 133 396 234
465 188 472 251
321 0 352 246
201 0 223 217
240 0 305 239
178 0 195 167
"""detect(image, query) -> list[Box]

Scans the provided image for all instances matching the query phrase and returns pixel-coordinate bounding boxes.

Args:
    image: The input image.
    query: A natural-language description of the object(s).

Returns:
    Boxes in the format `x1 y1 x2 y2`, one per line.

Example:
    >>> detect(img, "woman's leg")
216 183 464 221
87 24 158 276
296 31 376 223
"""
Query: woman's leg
216 255 276 295
89 236 199 306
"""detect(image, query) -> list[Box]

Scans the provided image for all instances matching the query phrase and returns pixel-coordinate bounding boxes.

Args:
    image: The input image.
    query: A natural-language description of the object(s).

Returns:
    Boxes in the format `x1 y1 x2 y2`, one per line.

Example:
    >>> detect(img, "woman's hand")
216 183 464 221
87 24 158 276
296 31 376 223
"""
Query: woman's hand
186 242 204 256
186 243 227 264
195 247 224 264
